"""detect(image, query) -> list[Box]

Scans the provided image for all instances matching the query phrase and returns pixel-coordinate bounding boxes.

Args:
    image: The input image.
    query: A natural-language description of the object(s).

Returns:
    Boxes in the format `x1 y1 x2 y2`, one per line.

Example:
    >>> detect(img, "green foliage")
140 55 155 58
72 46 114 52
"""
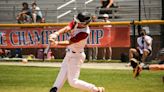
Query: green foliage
0 65 164 92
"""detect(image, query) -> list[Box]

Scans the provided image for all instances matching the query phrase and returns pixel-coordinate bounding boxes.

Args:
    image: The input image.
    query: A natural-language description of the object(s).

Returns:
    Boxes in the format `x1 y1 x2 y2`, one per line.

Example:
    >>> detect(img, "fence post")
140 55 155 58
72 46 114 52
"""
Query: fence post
131 20 136 48
161 0 164 48
138 0 142 35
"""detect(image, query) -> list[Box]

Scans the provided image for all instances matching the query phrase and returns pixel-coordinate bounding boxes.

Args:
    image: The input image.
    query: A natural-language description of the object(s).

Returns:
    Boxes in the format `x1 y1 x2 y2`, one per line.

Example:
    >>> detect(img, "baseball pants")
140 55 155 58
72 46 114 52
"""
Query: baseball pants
52 51 96 92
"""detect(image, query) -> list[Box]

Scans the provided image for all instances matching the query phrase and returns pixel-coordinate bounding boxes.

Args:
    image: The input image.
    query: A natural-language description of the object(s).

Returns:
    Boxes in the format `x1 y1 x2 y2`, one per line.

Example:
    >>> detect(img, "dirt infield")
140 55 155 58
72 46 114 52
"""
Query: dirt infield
0 61 131 70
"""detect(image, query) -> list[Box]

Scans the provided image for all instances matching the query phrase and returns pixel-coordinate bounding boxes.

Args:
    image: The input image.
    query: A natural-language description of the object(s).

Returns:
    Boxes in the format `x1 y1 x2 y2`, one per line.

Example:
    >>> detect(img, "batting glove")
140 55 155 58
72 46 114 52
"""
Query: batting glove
48 32 59 42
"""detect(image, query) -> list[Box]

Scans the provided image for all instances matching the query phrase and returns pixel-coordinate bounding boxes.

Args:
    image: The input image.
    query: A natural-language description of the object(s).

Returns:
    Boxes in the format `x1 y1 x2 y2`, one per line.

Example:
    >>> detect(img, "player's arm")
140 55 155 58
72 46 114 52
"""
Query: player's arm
48 21 75 42
48 26 71 42
54 32 88 46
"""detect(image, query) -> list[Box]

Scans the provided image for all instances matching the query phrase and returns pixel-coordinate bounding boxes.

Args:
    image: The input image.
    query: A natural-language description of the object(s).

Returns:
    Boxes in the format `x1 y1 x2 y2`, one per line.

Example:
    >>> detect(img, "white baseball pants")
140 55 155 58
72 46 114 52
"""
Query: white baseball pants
52 51 97 92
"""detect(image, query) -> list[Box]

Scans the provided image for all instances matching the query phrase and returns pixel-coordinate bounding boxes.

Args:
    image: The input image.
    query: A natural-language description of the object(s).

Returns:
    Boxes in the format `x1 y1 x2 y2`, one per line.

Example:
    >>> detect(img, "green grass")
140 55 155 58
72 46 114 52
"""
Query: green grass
1 59 122 63
0 65 164 92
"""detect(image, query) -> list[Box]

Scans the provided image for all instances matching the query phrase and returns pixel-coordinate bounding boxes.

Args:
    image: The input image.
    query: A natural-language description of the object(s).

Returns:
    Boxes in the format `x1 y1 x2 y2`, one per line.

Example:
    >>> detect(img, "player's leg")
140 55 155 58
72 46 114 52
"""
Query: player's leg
102 47 107 60
126 48 139 66
130 58 142 78
92 47 98 60
148 64 164 70
32 13 37 23
108 47 112 60
141 49 151 64
131 64 164 78
67 52 104 92
129 48 139 60
50 55 69 92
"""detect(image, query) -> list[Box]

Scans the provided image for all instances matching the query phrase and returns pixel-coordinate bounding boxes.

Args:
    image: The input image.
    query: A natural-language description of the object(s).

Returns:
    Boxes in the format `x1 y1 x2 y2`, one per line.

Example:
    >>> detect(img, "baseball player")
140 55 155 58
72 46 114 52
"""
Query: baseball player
128 29 153 67
131 48 164 78
48 12 105 92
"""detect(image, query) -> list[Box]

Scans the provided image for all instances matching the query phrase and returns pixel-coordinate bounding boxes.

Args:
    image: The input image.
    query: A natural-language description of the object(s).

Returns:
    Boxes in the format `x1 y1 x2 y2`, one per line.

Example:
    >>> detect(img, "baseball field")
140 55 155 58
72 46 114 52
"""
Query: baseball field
0 65 164 92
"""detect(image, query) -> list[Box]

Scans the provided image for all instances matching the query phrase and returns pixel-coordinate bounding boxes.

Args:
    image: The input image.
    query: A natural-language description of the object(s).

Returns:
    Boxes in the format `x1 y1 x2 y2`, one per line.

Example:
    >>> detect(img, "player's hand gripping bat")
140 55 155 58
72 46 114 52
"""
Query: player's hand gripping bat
44 32 59 55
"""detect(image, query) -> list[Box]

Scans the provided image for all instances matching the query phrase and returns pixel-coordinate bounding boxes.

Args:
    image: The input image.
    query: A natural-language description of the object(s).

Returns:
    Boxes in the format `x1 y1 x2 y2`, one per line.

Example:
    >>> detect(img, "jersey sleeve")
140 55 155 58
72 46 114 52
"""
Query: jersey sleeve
70 32 88 43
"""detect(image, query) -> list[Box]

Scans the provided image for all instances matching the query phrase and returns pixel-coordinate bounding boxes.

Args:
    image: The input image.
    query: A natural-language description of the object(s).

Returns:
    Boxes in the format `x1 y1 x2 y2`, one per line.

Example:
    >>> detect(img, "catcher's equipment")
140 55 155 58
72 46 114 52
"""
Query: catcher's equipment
50 87 57 92
74 12 92 25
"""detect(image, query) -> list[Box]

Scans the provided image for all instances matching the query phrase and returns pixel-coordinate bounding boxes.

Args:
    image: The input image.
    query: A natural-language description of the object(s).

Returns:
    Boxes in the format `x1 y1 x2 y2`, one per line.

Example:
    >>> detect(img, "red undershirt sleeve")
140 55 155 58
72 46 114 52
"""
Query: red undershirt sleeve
68 20 75 30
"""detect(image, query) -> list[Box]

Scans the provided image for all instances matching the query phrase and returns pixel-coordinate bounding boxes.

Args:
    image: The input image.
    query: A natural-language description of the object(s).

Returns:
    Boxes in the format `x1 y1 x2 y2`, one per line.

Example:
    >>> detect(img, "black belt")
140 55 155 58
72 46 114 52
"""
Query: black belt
66 49 82 53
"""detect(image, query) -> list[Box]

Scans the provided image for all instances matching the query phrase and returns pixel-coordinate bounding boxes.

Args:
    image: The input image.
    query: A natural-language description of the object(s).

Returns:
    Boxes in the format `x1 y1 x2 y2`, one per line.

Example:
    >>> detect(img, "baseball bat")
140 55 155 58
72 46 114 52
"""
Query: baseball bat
44 42 51 56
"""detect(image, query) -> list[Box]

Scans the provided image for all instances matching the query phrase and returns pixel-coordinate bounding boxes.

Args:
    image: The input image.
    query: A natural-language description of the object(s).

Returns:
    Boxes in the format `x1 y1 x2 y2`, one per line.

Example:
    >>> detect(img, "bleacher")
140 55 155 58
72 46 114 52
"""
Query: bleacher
0 0 162 23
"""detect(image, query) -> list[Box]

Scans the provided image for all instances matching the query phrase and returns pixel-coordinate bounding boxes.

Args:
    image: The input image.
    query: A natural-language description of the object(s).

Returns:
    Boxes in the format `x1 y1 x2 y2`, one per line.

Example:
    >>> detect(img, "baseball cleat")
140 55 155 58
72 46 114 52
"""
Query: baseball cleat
133 65 142 78
50 87 57 92
97 87 105 92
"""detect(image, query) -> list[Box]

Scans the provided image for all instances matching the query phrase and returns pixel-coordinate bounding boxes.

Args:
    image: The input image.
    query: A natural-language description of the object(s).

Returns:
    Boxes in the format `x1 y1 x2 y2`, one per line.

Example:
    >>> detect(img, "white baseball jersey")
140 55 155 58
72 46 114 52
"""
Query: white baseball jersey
67 21 90 52
53 20 98 92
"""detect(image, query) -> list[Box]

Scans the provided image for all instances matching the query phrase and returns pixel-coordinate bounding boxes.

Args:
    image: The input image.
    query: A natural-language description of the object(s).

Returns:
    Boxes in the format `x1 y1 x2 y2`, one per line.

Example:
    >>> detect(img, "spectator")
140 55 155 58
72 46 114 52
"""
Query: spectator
100 0 114 8
16 2 32 24
31 2 43 23
102 14 112 61
128 29 153 67
0 49 10 58
130 48 164 78
0 32 10 58
92 15 98 60
9 48 22 58
0 49 5 58
99 0 118 15
87 15 99 61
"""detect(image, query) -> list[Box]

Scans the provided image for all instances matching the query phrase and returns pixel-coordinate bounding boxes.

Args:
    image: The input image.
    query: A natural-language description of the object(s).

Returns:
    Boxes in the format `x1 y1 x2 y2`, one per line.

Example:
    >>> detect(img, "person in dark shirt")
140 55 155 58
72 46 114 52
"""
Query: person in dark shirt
99 0 118 15
16 2 32 23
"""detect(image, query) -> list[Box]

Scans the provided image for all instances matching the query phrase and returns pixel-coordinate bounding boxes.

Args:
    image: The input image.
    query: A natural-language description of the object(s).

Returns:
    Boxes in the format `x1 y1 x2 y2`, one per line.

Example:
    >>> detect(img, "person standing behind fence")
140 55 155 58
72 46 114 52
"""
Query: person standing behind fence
87 15 99 61
31 2 43 23
92 15 99 60
102 14 112 61
48 12 105 92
